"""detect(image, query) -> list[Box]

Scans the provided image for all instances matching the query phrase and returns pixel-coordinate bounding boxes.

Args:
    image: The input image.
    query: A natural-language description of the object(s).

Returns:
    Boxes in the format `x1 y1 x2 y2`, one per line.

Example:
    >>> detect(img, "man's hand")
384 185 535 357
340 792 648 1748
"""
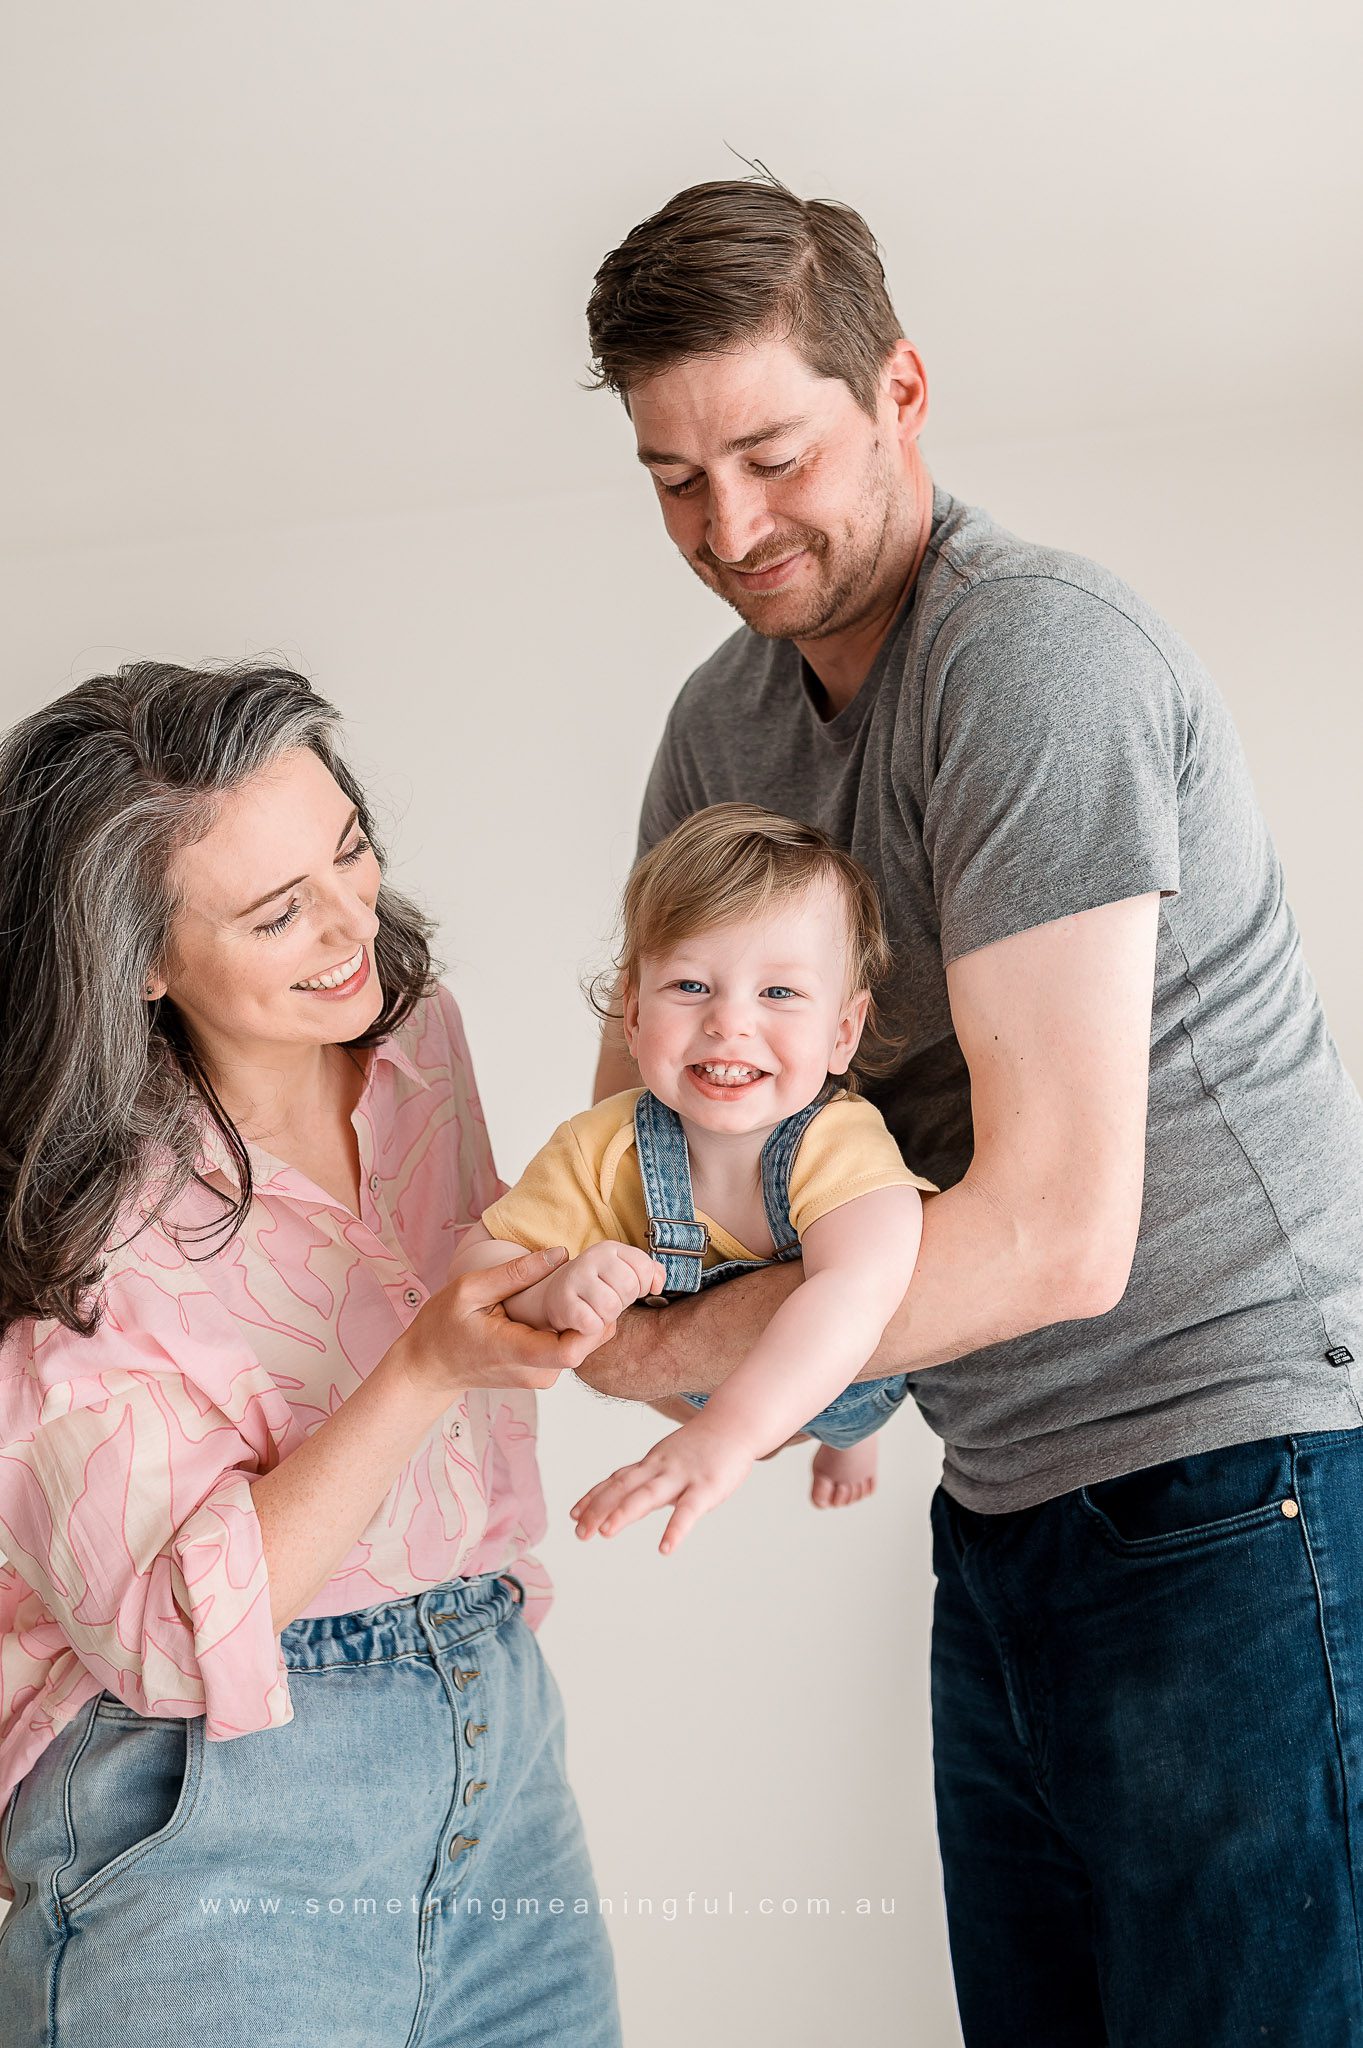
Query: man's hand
569 1414 758 1555
574 1259 805 1400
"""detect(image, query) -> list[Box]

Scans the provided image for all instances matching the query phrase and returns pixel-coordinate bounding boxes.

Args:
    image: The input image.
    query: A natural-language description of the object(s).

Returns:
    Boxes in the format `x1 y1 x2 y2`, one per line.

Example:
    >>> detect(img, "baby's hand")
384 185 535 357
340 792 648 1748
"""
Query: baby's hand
569 1416 757 1555
810 1438 879 1509
542 1241 665 1340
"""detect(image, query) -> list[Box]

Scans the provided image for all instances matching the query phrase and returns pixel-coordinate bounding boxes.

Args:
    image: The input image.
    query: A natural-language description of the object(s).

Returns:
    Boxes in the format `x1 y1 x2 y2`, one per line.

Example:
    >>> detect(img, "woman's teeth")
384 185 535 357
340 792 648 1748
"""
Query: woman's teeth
695 1062 763 1084
294 946 365 991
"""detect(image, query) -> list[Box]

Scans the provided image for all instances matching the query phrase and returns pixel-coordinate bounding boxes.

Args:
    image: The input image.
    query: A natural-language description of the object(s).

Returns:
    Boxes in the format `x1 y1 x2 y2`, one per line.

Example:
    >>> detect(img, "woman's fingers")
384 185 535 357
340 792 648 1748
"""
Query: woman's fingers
460 1245 568 1308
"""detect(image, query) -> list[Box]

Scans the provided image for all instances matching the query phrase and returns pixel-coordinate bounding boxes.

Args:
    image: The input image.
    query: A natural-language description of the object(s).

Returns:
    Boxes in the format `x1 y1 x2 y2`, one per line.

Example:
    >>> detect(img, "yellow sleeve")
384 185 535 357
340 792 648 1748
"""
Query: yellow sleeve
477 1115 620 1258
786 1094 938 1241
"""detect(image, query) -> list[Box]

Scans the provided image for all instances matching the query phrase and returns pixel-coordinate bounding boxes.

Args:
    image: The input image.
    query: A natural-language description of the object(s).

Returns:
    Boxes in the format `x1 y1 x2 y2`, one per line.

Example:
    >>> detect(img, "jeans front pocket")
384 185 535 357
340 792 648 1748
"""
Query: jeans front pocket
55 1694 204 1915
1077 1435 1298 1557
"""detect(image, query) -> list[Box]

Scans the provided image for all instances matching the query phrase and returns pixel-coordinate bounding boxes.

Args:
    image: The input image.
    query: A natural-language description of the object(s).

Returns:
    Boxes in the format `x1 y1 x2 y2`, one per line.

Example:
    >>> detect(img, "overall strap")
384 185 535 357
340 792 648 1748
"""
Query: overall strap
633 1091 710 1294
634 1080 844 1295
756 1077 844 1253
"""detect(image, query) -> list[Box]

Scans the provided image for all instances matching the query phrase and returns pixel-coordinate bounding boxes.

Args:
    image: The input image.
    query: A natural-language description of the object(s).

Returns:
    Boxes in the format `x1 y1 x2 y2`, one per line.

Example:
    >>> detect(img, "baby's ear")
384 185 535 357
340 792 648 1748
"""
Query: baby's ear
620 975 641 1054
829 988 872 1073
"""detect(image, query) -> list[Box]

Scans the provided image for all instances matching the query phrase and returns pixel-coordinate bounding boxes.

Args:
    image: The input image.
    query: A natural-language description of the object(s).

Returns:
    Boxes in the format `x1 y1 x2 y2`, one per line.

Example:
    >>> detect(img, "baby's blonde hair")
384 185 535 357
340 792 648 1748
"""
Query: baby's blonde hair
592 803 903 1086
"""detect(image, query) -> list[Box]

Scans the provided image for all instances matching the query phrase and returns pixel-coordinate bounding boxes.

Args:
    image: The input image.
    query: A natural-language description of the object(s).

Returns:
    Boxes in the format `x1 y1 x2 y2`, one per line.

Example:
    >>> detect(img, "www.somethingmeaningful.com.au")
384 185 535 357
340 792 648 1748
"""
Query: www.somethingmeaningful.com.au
197 1891 899 1923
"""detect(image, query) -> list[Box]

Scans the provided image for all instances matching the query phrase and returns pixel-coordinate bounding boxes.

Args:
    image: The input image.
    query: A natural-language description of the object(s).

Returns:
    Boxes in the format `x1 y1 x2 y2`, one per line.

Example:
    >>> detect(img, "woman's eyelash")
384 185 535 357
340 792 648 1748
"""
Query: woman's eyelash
253 838 373 936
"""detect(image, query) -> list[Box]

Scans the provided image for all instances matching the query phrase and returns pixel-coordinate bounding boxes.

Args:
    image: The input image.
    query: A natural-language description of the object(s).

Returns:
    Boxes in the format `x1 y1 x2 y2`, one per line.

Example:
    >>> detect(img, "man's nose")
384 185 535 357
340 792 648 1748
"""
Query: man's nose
705 475 774 565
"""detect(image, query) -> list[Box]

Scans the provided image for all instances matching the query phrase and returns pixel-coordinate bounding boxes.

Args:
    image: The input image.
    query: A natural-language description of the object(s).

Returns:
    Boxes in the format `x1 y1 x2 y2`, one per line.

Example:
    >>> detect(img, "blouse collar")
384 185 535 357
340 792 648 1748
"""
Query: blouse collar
192 1033 429 1197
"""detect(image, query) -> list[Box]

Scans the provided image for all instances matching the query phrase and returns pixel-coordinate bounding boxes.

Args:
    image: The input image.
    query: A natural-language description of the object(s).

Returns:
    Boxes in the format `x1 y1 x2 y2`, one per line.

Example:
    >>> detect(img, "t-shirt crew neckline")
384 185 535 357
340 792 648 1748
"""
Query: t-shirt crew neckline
794 491 950 745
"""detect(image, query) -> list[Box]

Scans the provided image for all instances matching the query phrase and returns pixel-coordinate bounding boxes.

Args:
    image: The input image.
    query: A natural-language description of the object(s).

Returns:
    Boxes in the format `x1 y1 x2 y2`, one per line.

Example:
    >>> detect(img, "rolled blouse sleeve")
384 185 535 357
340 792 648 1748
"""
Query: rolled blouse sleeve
0 1283 293 1740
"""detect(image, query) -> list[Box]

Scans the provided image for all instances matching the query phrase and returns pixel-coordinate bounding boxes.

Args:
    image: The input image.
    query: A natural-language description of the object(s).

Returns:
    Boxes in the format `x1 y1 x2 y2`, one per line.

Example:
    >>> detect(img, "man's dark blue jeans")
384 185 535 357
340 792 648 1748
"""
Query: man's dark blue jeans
930 1428 1363 2046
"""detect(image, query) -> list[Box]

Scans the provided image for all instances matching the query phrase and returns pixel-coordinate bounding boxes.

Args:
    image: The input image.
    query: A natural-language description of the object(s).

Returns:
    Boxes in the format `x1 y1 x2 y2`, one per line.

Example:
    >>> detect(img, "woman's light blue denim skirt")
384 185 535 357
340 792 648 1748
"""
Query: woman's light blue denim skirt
0 1570 620 2047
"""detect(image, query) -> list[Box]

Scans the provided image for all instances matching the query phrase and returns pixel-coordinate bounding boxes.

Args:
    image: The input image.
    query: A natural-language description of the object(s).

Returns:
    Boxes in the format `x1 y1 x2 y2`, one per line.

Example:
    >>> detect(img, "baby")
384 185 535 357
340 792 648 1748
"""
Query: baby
452 804 935 1553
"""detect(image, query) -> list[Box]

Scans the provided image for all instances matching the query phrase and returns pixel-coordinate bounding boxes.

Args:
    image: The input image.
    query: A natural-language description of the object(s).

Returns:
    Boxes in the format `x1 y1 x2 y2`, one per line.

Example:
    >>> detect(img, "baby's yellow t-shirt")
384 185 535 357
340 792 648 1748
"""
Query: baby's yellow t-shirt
478 1087 937 1268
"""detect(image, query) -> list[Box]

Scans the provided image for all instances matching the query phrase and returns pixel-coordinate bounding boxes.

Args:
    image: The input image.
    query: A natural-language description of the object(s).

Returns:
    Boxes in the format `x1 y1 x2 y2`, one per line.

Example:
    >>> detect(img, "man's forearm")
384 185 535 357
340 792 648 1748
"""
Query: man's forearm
575 1173 1108 1403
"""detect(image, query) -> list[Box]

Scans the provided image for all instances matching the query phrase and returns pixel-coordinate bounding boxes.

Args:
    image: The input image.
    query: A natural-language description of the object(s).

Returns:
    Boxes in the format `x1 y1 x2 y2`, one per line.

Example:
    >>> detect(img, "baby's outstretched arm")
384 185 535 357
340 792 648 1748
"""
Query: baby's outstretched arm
451 1223 664 1337
570 1183 923 1552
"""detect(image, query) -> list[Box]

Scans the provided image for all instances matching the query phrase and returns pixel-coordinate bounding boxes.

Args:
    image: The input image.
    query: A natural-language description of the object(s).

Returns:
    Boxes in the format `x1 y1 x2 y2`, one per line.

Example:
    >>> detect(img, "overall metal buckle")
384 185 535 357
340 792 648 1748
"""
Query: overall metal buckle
646 1218 710 1258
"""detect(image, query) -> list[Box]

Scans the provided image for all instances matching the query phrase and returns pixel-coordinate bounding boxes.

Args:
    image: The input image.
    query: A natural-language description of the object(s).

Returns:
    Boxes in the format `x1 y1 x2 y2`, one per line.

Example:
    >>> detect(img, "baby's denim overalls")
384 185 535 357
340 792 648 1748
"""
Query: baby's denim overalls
632 1083 913 1449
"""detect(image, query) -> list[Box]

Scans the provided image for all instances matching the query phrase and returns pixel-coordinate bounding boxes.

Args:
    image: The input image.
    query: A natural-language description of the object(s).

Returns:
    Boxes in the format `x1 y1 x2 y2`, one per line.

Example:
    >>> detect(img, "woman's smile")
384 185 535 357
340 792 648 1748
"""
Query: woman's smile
291 944 370 997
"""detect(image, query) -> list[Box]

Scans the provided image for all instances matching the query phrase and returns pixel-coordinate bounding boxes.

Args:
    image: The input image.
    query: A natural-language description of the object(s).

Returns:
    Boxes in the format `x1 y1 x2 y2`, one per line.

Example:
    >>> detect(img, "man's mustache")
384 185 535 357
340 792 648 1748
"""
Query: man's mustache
695 532 827 575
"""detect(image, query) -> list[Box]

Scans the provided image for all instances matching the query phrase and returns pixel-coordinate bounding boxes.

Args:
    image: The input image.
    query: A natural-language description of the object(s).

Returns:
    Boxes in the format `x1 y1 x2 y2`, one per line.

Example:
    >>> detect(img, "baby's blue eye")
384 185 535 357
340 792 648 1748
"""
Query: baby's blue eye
676 980 707 995
763 985 799 1000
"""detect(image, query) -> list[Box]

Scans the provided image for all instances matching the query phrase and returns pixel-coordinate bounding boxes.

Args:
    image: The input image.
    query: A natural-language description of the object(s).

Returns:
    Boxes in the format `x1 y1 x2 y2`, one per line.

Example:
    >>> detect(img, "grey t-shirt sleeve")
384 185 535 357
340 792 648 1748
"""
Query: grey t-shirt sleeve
635 695 704 862
920 575 1189 967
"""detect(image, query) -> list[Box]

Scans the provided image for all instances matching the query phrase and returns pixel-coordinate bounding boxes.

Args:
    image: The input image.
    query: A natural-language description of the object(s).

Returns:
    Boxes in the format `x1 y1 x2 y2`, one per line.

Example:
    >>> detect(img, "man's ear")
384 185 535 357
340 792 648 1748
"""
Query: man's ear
828 989 871 1075
621 977 641 1059
881 338 929 448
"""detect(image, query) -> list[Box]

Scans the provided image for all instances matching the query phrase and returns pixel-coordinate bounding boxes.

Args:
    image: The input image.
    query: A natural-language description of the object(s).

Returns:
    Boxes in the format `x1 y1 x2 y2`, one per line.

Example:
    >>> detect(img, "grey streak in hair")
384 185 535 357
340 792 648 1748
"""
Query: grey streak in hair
0 659 438 1338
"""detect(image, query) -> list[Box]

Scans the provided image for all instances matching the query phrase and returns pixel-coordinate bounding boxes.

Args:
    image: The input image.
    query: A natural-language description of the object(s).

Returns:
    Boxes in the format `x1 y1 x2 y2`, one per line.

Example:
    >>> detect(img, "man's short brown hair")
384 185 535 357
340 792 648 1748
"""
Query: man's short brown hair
585 177 903 416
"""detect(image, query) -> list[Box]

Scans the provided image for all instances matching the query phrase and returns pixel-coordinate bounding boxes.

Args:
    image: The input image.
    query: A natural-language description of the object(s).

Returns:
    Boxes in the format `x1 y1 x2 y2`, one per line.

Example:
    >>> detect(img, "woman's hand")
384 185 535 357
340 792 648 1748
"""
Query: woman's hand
569 1413 758 1555
397 1246 601 1399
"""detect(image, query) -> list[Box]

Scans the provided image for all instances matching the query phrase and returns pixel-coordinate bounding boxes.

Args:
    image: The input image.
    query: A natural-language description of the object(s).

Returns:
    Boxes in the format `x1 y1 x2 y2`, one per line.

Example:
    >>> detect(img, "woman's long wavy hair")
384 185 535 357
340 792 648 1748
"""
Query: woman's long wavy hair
0 659 438 1340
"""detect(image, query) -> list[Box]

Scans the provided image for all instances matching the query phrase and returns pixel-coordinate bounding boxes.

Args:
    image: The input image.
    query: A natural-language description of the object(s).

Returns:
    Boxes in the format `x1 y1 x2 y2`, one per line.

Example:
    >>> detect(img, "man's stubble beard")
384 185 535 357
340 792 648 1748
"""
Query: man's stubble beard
687 445 907 644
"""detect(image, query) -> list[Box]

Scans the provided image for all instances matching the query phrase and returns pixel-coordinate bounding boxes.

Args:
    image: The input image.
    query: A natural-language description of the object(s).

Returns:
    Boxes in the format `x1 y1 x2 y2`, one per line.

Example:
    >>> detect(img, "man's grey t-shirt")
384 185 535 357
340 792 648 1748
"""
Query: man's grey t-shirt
636 483 1363 1512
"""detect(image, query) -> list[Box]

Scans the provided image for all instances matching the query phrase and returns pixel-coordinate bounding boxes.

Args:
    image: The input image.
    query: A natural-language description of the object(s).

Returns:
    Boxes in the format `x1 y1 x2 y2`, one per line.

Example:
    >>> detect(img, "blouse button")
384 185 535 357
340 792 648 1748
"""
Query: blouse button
403 1287 423 1308
369 1172 381 1194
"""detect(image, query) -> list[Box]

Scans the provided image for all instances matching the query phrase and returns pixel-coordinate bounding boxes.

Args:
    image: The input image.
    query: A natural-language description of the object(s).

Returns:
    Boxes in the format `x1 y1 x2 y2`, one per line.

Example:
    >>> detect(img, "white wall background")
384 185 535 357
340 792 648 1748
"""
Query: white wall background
2 4 1360 2041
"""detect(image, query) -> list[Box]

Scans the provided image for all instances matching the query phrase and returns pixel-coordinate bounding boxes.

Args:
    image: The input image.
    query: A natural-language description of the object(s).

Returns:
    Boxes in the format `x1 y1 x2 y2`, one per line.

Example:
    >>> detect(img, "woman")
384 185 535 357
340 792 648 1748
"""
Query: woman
0 660 621 2046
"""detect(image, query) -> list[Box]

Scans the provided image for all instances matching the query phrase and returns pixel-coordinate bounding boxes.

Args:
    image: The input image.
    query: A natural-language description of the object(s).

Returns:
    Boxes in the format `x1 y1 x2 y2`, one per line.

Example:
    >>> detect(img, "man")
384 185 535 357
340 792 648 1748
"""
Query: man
573 177 1363 2046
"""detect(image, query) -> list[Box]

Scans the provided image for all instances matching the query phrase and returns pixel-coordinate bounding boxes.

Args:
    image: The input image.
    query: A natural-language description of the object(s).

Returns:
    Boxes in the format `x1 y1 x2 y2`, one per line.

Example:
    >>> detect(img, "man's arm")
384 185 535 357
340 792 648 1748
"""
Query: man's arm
576 891 1158 1401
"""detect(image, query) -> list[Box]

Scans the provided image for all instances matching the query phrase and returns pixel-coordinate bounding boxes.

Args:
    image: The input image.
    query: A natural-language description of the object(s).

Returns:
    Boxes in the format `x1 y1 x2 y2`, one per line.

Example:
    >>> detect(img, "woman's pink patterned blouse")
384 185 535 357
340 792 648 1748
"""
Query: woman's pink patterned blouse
0 985 549 1902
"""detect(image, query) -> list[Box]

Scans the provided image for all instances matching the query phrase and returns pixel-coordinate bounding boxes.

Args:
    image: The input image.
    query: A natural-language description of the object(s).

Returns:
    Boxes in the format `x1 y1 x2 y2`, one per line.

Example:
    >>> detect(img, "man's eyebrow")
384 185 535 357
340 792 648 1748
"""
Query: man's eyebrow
636 416 809 467
235 808 360 918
